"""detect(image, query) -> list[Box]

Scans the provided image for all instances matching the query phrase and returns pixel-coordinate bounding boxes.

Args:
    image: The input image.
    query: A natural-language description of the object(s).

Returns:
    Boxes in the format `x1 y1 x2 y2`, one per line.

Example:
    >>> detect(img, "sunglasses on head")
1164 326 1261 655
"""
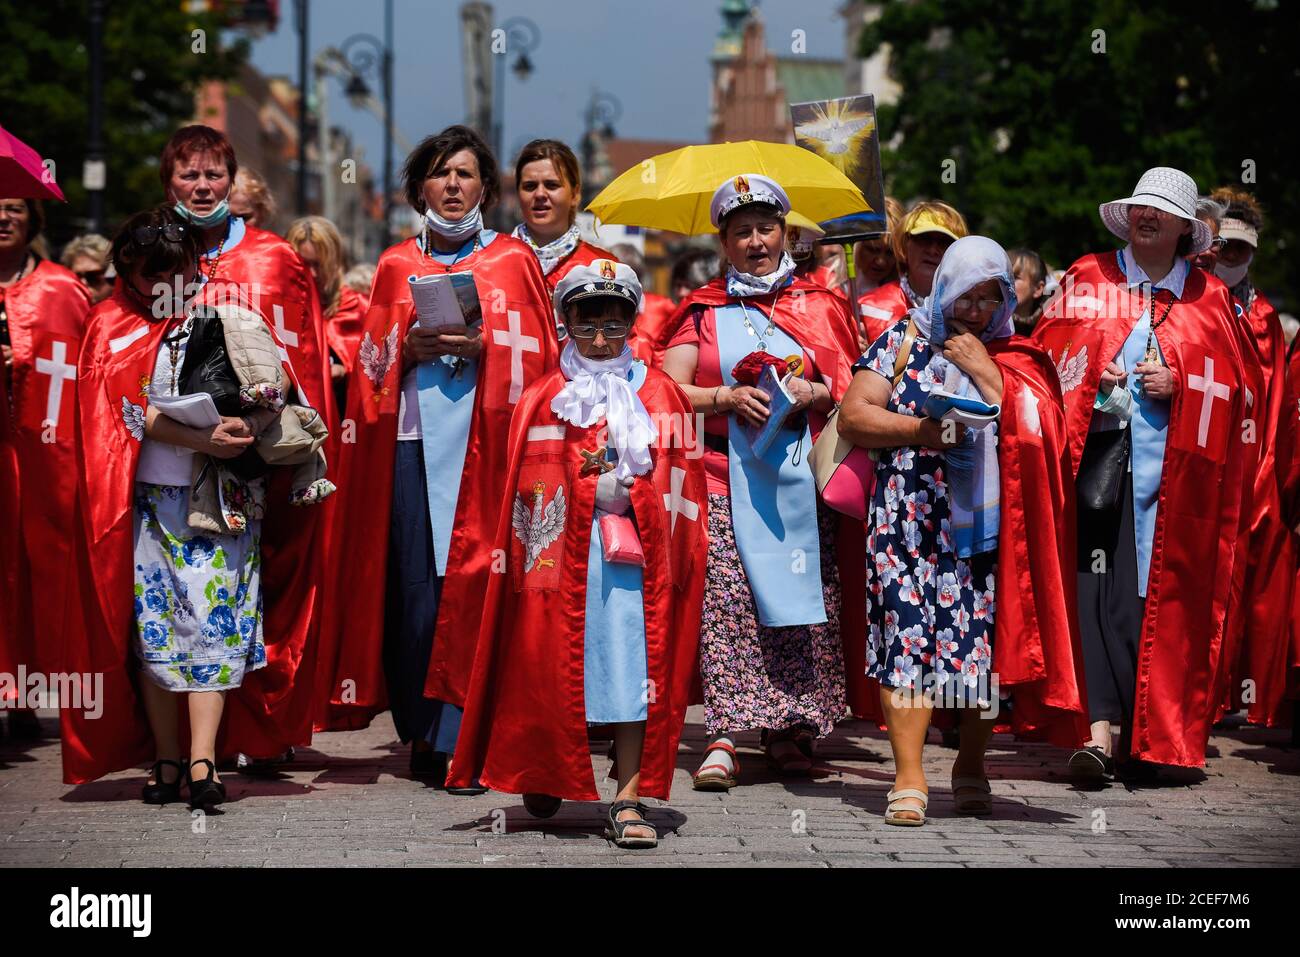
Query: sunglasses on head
132 224 187 246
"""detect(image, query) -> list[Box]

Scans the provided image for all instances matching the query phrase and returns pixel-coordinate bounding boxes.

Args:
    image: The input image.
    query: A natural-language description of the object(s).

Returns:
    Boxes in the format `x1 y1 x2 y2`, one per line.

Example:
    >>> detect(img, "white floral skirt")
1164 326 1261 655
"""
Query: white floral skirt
132 483 266 692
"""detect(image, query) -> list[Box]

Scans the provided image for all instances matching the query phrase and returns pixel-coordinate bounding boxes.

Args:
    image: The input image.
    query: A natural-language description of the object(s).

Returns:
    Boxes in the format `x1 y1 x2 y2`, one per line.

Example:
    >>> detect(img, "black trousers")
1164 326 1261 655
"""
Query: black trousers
1075 468 1145 726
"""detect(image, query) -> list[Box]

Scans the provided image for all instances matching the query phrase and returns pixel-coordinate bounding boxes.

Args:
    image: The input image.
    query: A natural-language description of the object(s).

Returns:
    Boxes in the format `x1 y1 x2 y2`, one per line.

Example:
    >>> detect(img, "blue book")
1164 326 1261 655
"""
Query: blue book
920 388 1000 428
742 363 802 458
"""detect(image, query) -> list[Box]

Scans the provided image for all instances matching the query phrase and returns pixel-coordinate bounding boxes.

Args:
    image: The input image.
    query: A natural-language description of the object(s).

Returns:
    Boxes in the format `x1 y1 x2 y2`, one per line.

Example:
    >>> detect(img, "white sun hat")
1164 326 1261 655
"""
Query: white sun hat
1098 166 1213 254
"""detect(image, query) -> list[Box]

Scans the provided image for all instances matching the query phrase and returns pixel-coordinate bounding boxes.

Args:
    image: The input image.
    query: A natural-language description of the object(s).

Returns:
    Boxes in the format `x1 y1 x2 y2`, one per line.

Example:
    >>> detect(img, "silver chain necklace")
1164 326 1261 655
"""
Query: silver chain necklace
737 288 781 351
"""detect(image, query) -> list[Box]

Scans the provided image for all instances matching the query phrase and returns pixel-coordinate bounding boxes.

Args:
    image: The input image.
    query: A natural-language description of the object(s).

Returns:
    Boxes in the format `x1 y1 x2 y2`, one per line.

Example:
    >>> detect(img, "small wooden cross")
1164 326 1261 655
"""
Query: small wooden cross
580 446 614 476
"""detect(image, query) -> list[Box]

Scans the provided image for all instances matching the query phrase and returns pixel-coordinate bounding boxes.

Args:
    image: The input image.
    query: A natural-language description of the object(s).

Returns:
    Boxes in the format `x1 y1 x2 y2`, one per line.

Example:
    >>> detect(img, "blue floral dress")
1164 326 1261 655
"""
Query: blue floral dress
855 320 996 705
132 478 266 692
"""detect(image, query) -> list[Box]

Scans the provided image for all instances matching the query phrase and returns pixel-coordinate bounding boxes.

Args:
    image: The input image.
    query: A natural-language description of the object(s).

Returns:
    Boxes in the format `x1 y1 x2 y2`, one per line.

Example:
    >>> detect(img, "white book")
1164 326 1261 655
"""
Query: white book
151 391 221 429
409 272 480 332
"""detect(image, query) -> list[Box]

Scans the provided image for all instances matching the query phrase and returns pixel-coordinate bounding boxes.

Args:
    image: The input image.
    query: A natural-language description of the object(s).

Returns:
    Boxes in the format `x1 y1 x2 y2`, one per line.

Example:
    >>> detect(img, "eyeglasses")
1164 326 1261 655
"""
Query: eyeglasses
76 269 108 284
131 224 187 246
1209 237 1228 250
567 320 631 340
953 296 1002 313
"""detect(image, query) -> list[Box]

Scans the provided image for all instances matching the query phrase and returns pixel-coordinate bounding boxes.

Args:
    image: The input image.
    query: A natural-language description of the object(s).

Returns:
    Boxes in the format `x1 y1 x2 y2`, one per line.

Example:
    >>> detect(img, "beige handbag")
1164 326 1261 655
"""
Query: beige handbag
809 320 916 519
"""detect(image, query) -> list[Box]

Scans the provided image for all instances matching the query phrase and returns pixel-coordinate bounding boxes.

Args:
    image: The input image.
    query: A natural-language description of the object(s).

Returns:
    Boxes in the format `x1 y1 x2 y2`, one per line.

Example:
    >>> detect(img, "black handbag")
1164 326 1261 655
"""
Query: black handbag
178 308 268 480
1076 426 1130 512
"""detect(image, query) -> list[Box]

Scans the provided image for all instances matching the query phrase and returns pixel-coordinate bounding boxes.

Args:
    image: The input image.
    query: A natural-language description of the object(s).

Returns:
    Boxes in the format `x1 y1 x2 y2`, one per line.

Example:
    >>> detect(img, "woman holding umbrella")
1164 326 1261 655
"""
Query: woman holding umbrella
661 174 860 786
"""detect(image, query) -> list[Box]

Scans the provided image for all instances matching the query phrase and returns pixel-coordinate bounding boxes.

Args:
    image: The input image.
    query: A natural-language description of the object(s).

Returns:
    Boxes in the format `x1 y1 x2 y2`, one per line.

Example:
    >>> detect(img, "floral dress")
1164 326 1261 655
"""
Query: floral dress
855 320 996 705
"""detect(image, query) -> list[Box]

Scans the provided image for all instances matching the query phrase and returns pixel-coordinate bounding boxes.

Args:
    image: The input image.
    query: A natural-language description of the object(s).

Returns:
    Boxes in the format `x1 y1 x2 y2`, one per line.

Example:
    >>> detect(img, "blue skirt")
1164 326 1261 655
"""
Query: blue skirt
583 516 648 724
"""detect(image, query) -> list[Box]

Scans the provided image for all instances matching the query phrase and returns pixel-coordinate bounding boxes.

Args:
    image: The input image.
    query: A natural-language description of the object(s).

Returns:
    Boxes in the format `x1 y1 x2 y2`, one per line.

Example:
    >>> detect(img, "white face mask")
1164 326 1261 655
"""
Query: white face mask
424 202 483 244
1214 255 1252 288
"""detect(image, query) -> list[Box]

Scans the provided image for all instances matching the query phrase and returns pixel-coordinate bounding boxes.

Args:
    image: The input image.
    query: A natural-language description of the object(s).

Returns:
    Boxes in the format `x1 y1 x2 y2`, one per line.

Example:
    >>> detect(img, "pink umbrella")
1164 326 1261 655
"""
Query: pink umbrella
0 122 66 201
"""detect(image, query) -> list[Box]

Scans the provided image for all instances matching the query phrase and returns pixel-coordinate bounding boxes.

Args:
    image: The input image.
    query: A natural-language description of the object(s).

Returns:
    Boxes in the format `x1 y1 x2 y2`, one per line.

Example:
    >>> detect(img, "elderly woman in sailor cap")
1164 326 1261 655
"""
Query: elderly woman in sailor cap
662 174 860 789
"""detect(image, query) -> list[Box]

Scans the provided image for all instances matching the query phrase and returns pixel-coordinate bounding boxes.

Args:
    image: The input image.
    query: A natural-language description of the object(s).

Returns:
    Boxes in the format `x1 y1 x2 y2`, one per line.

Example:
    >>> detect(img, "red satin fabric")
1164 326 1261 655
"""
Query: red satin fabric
1219 290 1296 726
984 341 1090 747
857 279 911 347
314 234 558 729
1033 253 1254 766
59 283 319 784
796 262 848 302
0 260 90 690
446 367 707 800
204 224 336 753
325 285 368 372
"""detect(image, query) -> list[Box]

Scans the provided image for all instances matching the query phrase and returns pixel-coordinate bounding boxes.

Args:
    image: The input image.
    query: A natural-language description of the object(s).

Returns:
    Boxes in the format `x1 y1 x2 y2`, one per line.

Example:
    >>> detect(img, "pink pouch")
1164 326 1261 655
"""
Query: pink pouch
599 512 645 566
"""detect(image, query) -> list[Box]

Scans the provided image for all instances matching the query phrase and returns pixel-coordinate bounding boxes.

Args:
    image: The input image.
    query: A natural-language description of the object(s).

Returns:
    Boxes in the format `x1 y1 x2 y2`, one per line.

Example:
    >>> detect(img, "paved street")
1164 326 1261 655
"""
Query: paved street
2 707 1298 868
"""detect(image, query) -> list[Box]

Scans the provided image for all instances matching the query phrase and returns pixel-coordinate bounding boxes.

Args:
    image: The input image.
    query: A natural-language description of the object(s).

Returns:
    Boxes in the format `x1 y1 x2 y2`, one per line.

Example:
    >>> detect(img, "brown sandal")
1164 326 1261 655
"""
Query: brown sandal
692 740 740 791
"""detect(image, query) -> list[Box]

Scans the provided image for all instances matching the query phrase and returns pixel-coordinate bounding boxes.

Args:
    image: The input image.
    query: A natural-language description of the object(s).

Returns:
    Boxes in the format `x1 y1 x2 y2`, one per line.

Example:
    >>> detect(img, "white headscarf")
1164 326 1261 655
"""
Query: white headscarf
552 340 657 483
908 235 1015 559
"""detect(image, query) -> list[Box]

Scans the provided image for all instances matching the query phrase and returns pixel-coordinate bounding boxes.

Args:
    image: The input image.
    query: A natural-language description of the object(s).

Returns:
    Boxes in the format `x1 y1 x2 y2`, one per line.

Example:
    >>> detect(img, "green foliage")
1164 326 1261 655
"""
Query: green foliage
860 0 1298 306
0 0 248 248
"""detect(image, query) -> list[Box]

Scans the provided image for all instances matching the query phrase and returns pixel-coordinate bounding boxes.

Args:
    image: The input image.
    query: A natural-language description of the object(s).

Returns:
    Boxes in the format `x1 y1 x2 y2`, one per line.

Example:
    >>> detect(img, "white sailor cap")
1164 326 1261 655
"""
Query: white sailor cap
709 173 791 228
553 258 643 319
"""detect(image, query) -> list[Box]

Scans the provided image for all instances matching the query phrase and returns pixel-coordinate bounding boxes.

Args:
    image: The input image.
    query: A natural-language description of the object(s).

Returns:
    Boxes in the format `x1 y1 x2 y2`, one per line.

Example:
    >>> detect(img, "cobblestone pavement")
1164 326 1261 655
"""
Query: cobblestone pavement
2 707 1298 868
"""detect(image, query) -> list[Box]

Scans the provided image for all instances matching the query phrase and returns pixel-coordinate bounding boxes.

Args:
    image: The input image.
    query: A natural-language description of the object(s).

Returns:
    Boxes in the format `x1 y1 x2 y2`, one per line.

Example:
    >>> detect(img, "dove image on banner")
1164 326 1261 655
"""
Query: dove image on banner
790 94 884 238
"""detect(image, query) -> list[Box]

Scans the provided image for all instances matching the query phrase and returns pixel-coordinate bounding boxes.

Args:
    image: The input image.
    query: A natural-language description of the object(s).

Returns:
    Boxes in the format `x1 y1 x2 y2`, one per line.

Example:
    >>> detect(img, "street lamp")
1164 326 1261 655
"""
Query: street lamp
492 16 540 163
295 0 309 215
337 1 395 244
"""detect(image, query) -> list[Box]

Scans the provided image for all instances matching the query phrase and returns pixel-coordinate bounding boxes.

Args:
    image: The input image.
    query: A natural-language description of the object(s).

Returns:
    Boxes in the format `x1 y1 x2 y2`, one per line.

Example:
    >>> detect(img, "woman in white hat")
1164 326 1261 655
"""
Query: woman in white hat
1032 167 1257 780
1207 187 1296 729
661 173 861 788
447 259 707 849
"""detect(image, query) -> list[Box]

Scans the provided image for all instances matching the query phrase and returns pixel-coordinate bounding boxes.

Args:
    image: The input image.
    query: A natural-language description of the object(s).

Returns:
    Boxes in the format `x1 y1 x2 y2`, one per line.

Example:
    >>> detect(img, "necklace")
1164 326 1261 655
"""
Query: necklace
738 288 781 352
202 221 230 282
424 228 480 272
1142 287 1175 365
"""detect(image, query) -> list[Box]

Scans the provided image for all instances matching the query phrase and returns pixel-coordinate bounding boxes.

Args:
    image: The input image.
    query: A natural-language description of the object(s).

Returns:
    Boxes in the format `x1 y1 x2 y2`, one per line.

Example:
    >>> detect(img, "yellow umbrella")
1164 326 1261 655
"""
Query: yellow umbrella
586 141 870 236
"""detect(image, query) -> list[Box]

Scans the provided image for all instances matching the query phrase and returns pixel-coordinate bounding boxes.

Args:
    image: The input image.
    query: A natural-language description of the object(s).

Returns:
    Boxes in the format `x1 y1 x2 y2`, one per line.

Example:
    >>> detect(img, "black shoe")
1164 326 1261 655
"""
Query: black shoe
409 746 448 783
522 793 562 818
142 759 185 805
187 758 227 810
1068 746 1114 781
446 778 489 796
7 710 42 741
236 747 295 776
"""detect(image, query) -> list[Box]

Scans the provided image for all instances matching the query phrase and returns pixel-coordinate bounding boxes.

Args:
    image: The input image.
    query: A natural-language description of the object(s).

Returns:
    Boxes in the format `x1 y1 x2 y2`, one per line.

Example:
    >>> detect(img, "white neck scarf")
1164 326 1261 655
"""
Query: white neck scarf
513 223 581 276
725 251 797 298
552 340 656 483
424 203 483 244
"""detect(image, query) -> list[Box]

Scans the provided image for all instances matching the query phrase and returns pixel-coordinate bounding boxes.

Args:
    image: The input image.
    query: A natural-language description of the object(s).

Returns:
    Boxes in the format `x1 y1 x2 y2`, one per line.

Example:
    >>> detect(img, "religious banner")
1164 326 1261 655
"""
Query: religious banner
790 93 886 238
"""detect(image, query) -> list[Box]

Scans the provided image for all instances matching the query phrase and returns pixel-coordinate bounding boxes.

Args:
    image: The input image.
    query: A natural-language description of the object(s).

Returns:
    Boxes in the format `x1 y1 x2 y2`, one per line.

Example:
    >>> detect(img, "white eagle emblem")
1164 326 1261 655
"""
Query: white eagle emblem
358 323 400 389
1051 344 1089 394
121 397 145 441
512 481 566 572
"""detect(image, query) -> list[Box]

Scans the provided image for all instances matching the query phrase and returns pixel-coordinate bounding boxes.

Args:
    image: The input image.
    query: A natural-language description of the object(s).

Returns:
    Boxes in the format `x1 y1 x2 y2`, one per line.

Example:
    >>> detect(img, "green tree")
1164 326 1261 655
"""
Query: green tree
0 0 249 247
860 0 1299 307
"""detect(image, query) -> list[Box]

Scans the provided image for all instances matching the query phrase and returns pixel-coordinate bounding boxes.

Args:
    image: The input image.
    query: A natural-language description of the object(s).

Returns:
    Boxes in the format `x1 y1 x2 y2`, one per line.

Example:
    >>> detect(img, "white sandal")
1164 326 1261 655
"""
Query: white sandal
884 787 928 826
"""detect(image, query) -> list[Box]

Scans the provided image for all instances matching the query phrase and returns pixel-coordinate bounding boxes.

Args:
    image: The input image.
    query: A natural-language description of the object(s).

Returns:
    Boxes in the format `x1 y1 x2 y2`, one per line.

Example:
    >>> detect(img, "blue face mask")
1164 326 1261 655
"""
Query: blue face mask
174 198 230 229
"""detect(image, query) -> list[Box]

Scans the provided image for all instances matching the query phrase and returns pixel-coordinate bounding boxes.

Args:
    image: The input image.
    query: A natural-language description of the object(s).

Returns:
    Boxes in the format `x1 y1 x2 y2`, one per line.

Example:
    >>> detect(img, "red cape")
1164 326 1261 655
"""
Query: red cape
983 340 1091 747
857 279 911 347
60 283 321 784
315 234 558 729
1033 252 1253 766
796 261 848 301
204 224 336 750
1218 289 1295 726
630 291 676 368
325 285 368 373
662 276 876 717
446 366 708 800
0 260 91 691
1287 341 1300 713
